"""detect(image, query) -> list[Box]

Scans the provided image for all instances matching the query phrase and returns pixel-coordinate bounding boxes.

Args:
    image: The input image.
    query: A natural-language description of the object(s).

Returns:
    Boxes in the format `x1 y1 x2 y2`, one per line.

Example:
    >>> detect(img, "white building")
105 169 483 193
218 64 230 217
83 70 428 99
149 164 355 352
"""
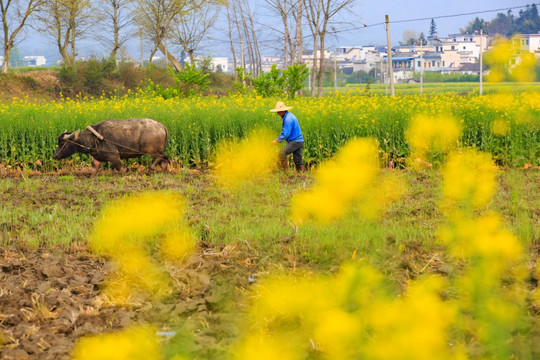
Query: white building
446 33 490 48
334 46 376 62
261 55 280 64
24 56 47 67
513 34 540 58
209 57 229 73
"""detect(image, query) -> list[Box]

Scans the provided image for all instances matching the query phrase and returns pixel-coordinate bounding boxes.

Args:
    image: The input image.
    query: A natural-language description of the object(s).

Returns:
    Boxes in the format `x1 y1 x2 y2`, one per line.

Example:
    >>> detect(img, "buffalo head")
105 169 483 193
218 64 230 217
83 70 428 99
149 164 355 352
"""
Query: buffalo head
53 130 81 160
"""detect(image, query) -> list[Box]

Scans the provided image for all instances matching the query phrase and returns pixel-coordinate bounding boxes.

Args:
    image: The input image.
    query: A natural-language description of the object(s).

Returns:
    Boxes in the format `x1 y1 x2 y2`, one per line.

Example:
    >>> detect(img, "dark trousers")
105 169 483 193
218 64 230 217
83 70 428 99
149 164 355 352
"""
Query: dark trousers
280 141 304 170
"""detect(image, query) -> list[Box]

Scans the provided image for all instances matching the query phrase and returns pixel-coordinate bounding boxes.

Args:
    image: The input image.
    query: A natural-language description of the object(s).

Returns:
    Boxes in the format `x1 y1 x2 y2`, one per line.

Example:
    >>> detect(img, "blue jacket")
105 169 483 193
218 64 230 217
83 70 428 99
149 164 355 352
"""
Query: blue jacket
277 111 304 143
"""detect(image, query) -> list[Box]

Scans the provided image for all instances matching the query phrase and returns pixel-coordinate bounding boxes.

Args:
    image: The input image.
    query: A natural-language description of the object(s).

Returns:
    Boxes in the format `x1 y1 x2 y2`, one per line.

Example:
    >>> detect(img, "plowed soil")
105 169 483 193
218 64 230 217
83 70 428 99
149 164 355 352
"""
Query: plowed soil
0 244 253 360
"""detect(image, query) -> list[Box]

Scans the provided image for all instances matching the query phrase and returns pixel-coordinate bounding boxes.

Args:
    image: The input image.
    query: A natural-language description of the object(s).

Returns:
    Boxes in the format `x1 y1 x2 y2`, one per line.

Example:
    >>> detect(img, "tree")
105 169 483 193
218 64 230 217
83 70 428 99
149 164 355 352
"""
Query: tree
304 0 321 96
225 3 236 79
1 0 44 73
226 0 261 76
132 0 190 71
169 0 219 66
282 63 309 98
238 0 260 75
305 0 356 96
486 13 513 36
37 0 95 66
95 0 133 62
264 0 303 66
514 4 539 34
429 18 437 36
400 30 417 46
418 32 427 45
265 0 291 66
461 17 485 34
8 46 22 66
470 5 539 37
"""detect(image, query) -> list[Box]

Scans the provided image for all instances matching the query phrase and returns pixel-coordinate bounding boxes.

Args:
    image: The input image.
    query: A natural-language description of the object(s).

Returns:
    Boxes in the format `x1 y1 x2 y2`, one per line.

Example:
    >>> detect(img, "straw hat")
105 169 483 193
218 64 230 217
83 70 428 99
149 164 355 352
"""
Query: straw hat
269 101 292 112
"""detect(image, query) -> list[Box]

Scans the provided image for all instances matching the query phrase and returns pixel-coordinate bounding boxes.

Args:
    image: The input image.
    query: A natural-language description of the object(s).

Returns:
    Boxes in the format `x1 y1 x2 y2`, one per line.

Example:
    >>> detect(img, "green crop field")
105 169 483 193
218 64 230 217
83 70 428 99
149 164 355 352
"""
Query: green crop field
0 91 538 172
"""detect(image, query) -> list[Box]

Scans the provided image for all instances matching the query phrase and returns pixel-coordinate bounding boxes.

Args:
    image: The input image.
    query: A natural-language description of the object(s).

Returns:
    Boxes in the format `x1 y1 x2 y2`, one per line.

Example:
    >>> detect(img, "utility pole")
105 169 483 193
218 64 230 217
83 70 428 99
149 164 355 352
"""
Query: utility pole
385 59 389 96
379 56 383 83
479 29 483 96
385 15 395 96
420 39 424 95
334 54 337 93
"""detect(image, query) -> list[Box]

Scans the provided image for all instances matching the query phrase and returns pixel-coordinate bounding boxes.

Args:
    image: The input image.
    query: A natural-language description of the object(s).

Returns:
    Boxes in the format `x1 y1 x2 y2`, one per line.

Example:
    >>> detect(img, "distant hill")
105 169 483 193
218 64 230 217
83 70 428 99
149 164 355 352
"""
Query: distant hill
461 3 539 36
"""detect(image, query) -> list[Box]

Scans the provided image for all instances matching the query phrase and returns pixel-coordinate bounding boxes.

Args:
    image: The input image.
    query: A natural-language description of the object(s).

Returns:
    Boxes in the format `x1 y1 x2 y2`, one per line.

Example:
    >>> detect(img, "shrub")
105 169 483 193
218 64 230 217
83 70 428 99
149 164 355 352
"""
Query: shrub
234 67 252 94
282 64 309 98
173 64 210 97
252 64 284 97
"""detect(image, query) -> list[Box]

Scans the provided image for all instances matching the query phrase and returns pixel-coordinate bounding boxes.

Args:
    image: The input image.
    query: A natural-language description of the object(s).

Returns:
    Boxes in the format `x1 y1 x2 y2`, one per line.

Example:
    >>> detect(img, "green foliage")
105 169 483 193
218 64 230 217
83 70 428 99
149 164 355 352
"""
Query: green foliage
282 63 309 98
462 4 540 36
197 56 214 74
235 64 309 98
429 18 437 36
233 67 252 94
8 48 23 68
144 64 210 99
412 71 479 82
2 91 539 172
251 64 284 97
345 70 378 84
172 64 210 97
59 58 118 96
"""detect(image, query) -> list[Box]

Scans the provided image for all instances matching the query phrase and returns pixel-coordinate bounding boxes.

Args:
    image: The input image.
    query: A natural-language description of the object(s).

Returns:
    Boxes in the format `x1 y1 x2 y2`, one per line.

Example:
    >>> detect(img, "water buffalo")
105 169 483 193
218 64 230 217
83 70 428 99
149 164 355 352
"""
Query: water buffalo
54 118 169 174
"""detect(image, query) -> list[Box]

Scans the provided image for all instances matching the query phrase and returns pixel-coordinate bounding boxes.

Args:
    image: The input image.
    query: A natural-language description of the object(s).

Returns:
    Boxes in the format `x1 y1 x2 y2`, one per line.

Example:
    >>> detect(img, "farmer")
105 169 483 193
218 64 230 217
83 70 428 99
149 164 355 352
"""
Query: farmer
270 101 306 172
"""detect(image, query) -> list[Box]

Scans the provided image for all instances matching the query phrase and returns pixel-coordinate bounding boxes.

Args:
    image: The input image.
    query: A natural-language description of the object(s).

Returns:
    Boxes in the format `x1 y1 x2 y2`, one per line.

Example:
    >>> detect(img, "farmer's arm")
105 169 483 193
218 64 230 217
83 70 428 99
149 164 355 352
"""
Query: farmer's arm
276 118 292 143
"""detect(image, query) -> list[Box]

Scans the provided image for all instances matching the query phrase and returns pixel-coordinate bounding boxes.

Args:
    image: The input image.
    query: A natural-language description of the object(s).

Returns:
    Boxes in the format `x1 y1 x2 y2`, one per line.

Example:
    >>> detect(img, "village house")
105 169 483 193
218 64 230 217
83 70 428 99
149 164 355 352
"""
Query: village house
23 56 47 67
512 34 540 59
227 31 538 81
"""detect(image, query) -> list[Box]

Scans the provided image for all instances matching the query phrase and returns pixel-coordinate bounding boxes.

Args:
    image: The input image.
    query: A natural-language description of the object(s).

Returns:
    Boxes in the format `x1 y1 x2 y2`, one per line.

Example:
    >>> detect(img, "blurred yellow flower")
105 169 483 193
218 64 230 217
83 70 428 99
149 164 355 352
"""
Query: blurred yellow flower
291 138 382 224
441 149 497 210
215 128 278 189
405 114 462 169
490 119 510 136
440 212 522 261
72 326 161 360
89 191 195 304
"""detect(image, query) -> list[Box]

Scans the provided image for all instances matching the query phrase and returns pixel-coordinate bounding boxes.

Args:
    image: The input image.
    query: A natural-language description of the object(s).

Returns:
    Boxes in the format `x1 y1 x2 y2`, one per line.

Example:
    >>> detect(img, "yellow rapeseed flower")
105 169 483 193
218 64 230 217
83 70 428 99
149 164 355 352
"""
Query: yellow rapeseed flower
89 191 195 304
290 138 380 224
511 52 537 83
490 119 510 136
72 326 161 360
215 128 278 189
405 114 462 169
441 149 497 210
440 212 522 261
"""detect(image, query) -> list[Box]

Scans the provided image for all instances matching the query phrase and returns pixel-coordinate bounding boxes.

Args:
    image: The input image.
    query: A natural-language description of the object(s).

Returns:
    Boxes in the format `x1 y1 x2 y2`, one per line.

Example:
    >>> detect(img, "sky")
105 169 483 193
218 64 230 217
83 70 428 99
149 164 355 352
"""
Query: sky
17 0 534 64
336 0 530 46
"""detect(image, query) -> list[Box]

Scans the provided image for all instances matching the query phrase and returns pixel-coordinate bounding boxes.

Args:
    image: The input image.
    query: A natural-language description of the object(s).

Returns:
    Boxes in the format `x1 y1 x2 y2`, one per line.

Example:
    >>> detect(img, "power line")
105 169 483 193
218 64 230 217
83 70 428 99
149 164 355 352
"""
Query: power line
207 2 540 54
334 3 540 34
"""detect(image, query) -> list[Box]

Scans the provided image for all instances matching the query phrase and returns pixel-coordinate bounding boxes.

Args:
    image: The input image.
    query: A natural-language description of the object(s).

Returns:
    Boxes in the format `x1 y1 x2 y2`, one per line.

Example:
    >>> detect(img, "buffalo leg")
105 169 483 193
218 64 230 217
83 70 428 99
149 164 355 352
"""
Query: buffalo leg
160 158 169 172
92 158 101 175
110 157 126 174
151 155 169 172
150 157 161 171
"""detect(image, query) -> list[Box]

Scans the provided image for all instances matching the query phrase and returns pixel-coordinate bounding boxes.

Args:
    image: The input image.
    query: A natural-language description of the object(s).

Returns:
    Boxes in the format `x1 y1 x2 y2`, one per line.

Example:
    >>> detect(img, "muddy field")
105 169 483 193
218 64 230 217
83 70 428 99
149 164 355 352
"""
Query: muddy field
0 242 255 360
1 168 539 359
